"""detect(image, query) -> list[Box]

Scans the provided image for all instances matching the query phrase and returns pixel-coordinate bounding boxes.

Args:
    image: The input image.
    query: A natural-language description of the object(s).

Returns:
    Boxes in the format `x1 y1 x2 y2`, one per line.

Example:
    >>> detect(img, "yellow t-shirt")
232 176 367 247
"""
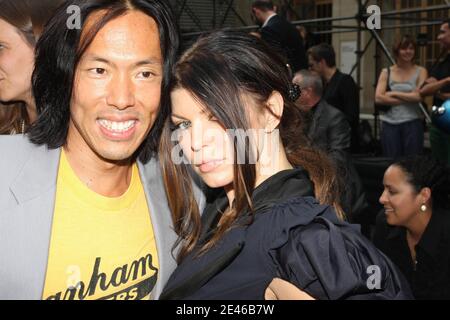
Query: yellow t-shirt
42 150 159 300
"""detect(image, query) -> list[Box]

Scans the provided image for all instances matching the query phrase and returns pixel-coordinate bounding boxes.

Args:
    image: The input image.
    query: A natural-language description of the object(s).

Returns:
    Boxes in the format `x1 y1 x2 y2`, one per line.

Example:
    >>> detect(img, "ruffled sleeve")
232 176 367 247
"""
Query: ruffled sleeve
266 197 413 300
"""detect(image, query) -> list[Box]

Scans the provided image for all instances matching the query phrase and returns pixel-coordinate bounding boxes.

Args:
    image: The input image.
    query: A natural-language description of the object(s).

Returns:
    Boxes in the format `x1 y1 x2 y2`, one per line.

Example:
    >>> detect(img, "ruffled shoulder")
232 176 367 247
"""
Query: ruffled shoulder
258 197 413 300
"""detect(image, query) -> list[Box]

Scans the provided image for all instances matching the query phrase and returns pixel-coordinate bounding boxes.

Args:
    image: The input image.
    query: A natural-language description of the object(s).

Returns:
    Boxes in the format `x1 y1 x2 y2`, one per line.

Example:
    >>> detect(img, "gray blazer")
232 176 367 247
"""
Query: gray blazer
0 135 204 300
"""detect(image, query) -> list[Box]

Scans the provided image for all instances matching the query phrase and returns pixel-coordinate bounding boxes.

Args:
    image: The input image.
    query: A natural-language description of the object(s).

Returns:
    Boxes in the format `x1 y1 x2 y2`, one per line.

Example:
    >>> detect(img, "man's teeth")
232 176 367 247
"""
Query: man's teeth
99 119 136 132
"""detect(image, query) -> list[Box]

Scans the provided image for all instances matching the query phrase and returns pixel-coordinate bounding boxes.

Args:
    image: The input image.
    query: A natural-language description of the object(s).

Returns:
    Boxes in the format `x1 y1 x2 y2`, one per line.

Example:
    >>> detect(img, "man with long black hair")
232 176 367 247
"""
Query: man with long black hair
0 0 203 300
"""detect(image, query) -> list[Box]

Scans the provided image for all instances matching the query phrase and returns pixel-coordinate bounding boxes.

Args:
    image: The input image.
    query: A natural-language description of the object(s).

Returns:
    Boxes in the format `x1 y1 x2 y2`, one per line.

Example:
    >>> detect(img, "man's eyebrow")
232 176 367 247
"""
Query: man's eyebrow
83 55 111 65
134 58 162 67
82 55 162 67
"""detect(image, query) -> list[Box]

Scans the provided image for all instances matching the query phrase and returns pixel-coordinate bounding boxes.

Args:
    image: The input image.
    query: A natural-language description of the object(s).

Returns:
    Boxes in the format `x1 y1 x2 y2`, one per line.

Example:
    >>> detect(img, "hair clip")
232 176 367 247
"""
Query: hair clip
288 83 301 102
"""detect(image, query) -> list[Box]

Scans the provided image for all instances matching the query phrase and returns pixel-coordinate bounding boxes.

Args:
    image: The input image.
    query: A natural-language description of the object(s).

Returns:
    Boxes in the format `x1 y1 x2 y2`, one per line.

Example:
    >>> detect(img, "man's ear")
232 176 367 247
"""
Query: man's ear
318 58 325 69
264 91 284 133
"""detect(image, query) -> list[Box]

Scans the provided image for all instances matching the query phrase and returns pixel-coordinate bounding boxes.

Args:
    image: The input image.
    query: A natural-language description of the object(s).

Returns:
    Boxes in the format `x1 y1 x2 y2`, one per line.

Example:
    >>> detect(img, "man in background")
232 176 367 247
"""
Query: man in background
420 19 450 165
308 43 361 152
251 0 307 72
293 70 368 223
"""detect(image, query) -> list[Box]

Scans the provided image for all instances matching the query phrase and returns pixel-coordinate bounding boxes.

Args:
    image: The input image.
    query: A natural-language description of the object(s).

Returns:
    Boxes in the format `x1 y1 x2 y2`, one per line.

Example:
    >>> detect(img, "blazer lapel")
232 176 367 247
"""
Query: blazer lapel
4 145 61 300
138 158 178 299
138 158 206 299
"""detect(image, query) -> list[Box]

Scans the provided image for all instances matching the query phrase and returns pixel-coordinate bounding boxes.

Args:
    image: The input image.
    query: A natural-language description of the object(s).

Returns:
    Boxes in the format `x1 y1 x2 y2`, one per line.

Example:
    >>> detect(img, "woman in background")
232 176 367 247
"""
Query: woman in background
375 35 428 158
0 0 64 134
374 155 450 299
159 30 412 300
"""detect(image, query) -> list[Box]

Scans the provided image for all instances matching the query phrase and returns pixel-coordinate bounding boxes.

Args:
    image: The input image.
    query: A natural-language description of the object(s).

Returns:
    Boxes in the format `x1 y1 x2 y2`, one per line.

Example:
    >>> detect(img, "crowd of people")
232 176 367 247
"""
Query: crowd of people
0 0 449 300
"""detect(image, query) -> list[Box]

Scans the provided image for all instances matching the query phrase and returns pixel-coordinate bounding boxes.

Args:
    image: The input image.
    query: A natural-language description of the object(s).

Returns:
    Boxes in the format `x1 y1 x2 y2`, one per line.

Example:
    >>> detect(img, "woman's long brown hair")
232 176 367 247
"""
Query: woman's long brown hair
0 102 28 134
160 30 344 263
0 0 64 134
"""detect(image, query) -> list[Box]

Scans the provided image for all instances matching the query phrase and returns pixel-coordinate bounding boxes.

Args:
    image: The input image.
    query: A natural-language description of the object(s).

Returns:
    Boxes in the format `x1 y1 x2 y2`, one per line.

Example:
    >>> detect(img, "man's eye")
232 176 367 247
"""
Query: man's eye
90 68 106 75
138 71 154 79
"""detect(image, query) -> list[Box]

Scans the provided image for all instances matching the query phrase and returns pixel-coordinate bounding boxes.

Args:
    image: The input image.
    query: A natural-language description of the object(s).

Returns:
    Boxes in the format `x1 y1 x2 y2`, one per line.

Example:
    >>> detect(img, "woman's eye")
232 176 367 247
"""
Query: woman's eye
175 120 191 130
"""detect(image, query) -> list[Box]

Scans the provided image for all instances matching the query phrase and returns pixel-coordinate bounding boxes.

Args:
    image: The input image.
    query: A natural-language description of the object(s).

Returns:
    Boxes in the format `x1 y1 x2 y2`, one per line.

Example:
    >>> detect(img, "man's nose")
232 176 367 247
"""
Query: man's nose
106 74 135 109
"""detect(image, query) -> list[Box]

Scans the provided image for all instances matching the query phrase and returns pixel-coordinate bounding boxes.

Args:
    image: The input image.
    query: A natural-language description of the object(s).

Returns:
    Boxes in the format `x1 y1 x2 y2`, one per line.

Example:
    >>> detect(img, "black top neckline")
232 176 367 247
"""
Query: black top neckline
199 167 314 244
386 208 450 262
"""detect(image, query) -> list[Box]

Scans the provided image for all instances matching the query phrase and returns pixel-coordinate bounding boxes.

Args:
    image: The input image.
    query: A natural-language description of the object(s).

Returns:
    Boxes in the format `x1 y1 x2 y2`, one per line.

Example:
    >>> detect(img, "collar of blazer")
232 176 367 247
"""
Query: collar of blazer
9 143 60 205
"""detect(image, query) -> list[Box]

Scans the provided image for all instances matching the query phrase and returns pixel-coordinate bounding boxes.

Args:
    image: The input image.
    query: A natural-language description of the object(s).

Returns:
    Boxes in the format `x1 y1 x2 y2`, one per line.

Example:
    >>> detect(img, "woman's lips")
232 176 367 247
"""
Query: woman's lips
384 207 394 214
198 159 224 173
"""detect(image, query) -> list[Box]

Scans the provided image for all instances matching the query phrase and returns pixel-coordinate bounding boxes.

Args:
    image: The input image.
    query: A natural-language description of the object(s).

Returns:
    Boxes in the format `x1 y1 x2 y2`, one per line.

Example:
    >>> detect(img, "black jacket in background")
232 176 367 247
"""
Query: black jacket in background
260 15 307 72
374 209 450 300
430 54 450 107
307 99 351 161
306 100 368 221
323 70 360 152
161 168 412 300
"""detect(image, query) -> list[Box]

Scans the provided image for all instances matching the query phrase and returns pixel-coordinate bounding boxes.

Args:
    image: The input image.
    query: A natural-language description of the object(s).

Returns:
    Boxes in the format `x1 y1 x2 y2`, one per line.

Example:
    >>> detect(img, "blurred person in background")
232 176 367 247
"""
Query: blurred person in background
0 0 64 134
375 35 427 159
296 25 317 52
293 69 368 225
251 0 307 73
420 19 450 165
307 43 360 152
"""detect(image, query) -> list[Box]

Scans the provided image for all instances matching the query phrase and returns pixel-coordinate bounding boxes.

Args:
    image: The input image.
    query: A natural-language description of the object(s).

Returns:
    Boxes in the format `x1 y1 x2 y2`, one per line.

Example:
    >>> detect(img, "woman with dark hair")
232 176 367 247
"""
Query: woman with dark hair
375 35 428 158
0 0 64 134
158 30 412 300
374 155 450 299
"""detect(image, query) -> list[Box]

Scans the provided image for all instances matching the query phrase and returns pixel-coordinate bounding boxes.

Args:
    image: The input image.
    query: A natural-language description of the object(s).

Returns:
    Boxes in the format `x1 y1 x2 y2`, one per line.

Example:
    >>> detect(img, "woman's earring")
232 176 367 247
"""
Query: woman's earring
420 204 427 212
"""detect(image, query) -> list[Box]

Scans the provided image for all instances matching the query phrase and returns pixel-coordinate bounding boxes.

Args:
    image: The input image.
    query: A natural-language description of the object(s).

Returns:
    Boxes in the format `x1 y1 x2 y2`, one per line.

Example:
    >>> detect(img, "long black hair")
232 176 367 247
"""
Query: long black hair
160 30 343 261
28 0 179 163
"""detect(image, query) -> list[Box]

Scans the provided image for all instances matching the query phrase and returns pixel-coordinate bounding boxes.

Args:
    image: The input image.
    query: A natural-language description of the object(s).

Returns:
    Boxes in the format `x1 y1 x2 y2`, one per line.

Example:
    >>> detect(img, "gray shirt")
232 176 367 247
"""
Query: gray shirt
380 67 422 124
